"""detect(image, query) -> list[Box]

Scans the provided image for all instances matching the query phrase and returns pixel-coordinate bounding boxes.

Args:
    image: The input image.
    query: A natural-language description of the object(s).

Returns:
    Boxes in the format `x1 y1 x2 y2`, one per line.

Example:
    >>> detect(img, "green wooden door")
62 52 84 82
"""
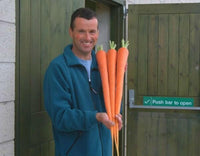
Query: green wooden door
127 4 200 156
16 0 84 155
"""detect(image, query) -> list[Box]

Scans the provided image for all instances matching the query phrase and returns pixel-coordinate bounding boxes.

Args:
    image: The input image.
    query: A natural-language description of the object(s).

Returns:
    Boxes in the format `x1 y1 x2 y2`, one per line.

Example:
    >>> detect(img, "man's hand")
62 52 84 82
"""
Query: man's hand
96 113 123 131
115 114 123 131
96 113 114 129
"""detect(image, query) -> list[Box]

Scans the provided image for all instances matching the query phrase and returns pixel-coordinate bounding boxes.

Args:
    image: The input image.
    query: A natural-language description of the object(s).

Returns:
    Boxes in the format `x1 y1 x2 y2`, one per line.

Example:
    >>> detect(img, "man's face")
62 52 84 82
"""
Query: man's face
69 17 99 60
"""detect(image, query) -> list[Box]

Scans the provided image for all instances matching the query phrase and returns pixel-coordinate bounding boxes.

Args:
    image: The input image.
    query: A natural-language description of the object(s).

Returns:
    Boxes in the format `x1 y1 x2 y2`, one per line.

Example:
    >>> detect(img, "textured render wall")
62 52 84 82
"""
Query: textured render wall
0 0 15 156
127 0 200 4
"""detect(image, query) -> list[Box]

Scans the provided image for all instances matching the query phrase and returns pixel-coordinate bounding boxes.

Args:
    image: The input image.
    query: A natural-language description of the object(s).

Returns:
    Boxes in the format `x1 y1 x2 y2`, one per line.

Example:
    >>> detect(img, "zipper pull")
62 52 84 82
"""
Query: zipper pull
89 81 98 94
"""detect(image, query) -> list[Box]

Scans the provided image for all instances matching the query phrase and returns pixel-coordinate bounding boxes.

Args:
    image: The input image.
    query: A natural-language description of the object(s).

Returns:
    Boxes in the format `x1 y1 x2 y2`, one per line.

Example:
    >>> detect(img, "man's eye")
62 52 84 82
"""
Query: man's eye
90 31 96 34
79 30 85 33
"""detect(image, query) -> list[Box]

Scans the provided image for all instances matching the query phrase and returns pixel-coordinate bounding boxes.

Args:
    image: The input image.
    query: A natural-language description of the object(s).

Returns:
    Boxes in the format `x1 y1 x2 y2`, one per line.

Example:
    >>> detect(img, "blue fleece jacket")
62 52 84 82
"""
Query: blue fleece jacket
43 44 112 156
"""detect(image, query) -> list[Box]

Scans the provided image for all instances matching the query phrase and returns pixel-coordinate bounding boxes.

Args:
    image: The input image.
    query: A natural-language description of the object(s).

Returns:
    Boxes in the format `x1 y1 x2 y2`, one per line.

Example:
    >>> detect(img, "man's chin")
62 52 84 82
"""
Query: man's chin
82 48 93 53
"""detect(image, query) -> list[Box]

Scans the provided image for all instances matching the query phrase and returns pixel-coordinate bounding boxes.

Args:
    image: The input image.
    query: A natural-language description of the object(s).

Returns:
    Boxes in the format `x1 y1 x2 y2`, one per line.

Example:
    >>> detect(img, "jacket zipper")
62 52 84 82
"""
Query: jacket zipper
80 65 104 156
65 132 82 155
89 81 104 156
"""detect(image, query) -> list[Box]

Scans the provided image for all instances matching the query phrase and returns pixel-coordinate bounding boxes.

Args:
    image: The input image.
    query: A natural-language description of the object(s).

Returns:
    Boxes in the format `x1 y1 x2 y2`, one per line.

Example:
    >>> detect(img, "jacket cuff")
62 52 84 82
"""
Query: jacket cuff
88 110 98 126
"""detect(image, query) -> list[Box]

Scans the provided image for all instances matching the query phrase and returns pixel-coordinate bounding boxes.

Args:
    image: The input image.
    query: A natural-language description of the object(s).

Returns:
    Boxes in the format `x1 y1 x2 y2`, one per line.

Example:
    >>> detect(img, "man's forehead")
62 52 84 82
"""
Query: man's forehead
74 17 98 29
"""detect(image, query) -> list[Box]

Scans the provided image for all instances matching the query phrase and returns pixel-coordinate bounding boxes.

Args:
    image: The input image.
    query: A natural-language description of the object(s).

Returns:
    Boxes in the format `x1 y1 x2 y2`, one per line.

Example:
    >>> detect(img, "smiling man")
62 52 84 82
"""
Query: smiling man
43 8 122 156
69 16 98 60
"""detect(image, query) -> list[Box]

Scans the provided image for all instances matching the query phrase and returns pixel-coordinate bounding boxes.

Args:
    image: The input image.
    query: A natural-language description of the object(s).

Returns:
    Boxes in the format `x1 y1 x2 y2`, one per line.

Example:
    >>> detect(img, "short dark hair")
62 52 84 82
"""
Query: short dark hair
70 8 98 30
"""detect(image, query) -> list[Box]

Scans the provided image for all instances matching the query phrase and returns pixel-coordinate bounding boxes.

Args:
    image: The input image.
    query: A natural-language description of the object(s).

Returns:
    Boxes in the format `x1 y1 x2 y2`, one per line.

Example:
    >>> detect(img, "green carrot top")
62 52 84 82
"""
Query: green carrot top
96 45 103 51
109 40 117 50
121 39 129 48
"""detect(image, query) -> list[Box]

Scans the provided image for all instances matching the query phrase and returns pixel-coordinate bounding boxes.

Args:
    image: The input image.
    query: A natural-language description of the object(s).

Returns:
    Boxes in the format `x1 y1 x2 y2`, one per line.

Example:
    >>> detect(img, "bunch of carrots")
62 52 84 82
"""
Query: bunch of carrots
96 39 129 156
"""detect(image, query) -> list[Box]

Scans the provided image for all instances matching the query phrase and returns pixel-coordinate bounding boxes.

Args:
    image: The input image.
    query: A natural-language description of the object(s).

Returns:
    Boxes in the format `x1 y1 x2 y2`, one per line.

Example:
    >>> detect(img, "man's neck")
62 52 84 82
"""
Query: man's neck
72 48 92 60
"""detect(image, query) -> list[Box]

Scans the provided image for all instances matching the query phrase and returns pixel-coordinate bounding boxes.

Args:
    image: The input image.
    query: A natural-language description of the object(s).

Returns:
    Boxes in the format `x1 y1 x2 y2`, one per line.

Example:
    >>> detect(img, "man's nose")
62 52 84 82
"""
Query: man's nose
84 32 91 40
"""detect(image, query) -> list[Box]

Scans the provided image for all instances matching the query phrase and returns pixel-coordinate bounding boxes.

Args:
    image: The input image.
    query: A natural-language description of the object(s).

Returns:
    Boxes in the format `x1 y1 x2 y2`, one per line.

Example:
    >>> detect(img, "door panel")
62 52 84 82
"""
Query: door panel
128 3 200 106
127 4 200 156
16 0 84 155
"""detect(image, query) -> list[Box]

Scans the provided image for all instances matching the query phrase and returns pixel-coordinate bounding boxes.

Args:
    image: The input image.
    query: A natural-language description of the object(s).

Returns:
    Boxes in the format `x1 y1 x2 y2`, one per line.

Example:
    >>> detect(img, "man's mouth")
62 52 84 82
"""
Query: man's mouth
82 41 92 47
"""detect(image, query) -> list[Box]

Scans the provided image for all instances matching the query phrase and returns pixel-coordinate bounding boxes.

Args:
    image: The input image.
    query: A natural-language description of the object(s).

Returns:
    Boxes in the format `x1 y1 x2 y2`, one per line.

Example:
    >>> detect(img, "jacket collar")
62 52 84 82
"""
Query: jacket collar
63 44 98 70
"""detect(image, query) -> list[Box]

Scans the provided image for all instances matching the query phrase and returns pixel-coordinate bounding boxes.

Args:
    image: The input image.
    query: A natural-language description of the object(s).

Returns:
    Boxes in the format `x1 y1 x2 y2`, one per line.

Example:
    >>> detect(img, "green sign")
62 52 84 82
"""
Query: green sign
143 96 194 107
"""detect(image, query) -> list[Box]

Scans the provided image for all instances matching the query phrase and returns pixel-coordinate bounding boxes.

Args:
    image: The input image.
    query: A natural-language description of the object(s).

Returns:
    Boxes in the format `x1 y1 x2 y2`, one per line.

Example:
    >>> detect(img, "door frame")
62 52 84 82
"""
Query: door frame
15 0 21 155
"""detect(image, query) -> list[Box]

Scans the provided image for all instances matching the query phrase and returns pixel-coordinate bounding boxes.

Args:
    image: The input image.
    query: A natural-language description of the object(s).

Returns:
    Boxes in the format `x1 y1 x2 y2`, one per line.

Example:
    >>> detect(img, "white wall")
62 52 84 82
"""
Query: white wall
127 0 200 4
0 0 15 155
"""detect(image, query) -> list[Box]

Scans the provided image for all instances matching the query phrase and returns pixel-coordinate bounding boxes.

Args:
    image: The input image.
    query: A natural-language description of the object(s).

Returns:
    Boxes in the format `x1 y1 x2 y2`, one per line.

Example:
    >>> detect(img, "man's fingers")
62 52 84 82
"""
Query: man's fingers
96 113 124 130
96 112 115 129
116 114 122 119
115 114 122 122
115 114 123 130
106 120 115 129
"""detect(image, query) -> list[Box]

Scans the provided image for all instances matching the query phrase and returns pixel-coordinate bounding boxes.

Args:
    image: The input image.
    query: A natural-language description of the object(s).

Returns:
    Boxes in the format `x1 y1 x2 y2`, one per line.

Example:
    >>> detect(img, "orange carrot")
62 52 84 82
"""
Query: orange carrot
115 39 129 114
107 41 117 156
96 45 112 120
107 41 117 121
115 39 129 156
96 39 129 156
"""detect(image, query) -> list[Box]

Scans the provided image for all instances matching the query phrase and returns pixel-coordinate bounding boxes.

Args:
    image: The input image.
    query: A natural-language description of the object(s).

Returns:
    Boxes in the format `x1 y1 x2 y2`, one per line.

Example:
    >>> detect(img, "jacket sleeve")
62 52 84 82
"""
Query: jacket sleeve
43 62 98 133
